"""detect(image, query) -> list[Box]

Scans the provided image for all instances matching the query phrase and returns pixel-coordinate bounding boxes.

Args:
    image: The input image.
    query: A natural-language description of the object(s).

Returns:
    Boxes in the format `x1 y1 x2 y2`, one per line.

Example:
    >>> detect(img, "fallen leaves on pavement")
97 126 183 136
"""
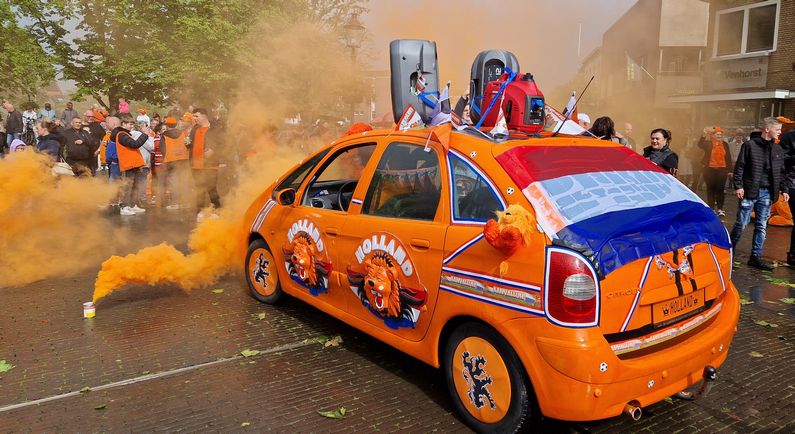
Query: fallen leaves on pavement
211 288 225 294
0 360 15 373
240 349 260 357
754 320 779 328
748 351 764 358
317 406 347 419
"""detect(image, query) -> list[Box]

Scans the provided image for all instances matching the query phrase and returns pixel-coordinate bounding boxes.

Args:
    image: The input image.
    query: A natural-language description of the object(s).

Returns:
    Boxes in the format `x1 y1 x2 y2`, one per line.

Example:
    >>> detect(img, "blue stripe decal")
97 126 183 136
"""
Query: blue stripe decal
707 244 727 293
441 285 545 316
443 234 484 265
620 255 653 332
442 266 541 292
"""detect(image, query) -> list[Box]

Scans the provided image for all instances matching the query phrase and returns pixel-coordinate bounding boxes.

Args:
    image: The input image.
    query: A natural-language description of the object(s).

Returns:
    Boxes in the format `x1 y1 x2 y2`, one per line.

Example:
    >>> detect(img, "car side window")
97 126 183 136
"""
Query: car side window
450 153 504 222
301 143 377 211
272 148 331 199
362 142 441 221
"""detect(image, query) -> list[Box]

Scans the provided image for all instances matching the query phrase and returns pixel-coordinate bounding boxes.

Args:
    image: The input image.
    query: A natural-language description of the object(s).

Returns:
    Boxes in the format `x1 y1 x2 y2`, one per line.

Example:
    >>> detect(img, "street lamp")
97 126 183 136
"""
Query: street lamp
342 10 366 124
342 10 366 60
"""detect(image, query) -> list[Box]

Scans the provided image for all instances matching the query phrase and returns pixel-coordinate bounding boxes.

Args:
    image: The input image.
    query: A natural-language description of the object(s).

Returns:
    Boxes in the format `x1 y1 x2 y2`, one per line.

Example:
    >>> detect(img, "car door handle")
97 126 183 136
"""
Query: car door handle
410 238 430 250
325 227 339 237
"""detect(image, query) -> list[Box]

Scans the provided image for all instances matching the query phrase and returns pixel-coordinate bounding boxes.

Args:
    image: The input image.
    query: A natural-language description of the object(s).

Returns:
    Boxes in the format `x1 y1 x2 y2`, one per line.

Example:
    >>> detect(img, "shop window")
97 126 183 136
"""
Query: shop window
714 1 778 57
362 142 441 221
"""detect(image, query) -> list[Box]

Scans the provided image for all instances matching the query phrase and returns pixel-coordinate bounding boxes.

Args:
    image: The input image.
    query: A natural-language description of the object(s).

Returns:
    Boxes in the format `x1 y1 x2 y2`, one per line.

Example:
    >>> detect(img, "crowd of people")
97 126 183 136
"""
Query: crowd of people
5 96 795 269
1 99 225 221
575 112 795 271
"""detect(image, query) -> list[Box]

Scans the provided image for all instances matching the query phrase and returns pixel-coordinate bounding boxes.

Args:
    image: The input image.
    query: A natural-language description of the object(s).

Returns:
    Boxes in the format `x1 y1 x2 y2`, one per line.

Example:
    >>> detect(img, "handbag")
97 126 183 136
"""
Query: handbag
52 158 75 176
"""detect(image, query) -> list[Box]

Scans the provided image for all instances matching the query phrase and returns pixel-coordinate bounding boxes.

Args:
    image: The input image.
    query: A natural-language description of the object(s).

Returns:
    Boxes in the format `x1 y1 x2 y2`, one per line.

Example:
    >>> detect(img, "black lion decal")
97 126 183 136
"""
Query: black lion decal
462 351 496 410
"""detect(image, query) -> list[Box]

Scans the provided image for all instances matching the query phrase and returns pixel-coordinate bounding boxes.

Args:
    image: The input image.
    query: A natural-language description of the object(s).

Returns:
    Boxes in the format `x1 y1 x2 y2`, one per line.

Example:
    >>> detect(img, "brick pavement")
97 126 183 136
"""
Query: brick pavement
0 202 794 432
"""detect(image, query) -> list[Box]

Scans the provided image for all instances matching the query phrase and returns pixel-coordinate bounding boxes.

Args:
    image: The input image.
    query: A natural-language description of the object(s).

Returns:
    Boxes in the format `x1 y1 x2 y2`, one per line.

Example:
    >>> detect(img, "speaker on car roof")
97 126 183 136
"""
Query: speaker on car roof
468 50 520 124
390 39 439 125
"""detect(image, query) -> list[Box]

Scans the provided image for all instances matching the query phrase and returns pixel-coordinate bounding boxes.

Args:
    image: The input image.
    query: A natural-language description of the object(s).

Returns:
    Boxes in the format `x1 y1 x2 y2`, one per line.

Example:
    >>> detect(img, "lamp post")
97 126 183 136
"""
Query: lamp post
342 10 366 124
342 10 366 61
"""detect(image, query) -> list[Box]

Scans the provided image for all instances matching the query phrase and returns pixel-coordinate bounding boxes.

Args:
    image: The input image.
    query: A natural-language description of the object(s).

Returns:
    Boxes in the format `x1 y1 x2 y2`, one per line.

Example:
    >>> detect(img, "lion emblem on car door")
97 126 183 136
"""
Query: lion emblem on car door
347 232 428 329
283 221 332 296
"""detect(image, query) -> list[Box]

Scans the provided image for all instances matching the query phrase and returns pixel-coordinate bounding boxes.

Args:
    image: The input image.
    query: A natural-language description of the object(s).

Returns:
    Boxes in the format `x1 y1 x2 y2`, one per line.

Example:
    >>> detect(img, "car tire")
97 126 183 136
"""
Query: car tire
444 323 534 433
245 239 283 304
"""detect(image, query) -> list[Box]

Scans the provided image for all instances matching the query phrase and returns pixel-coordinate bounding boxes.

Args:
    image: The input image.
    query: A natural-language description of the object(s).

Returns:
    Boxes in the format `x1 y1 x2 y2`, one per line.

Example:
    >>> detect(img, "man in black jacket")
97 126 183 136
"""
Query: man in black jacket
62 117 94 176
730 117 788 270
780 119 795 265
3 100 23 155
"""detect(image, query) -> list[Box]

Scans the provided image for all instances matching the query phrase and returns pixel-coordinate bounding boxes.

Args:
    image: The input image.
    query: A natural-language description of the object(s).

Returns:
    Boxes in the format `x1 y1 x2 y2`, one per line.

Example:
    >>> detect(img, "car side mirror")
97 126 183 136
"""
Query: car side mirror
276 188 296 206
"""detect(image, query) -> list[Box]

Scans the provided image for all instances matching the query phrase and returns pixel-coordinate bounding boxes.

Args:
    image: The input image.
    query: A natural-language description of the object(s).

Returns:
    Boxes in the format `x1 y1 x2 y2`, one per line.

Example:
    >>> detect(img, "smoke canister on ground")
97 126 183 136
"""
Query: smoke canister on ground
83 302 96 318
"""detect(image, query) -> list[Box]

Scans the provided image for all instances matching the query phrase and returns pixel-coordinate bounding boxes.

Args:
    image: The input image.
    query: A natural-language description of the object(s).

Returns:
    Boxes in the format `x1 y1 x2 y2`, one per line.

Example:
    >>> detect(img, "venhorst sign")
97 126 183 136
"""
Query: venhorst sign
706 56 768 91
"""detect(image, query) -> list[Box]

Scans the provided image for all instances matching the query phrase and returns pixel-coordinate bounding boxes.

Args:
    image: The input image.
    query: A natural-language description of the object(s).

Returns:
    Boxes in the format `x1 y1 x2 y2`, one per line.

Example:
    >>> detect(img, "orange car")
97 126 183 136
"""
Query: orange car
243 124 739 432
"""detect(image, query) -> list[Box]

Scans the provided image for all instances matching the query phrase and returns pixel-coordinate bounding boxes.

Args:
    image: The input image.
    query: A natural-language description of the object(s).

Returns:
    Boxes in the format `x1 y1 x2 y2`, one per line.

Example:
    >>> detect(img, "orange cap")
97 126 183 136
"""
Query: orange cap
181 112 194 122
164 116 177 126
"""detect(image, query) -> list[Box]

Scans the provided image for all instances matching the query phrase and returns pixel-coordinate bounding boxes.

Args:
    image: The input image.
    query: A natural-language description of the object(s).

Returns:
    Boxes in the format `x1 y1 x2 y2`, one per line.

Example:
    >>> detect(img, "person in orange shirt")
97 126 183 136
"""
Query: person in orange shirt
160 117 191 209
698 126 733 216
188 108 222 221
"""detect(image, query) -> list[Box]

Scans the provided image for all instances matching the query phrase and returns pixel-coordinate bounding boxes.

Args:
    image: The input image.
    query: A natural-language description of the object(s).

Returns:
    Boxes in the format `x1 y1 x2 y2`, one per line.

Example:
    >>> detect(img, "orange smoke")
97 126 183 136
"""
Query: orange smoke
91 148 305 304
0 151 122 287
92 18 362 304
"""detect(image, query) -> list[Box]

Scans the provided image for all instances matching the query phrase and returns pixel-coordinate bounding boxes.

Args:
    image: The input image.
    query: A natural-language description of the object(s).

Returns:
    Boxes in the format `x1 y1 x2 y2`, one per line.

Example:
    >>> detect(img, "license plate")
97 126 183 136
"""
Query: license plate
653 289 705 326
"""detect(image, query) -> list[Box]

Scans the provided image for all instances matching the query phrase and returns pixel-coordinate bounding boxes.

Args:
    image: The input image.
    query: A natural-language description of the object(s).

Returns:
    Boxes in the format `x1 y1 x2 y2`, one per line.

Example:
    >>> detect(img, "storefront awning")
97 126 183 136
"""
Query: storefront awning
669 89 793 104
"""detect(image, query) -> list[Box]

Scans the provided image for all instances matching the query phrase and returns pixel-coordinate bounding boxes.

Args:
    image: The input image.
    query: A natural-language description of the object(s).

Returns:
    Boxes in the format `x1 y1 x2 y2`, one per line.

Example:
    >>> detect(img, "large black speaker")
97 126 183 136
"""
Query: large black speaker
390 39 439 124
468 50 520 123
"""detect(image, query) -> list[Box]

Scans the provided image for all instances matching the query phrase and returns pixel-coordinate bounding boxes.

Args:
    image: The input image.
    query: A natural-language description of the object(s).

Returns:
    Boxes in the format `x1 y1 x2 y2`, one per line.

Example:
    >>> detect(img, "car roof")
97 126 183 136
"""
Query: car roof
329 126 624 157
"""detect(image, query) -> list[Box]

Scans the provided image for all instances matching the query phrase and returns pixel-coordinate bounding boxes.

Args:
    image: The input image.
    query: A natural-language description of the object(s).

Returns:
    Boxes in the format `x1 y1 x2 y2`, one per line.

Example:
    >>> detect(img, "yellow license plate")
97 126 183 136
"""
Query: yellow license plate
653 289 705 325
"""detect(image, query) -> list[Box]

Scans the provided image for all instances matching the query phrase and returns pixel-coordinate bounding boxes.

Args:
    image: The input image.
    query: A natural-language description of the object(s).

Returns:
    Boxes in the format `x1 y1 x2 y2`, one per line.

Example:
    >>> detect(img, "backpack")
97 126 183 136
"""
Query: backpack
106 136 118 163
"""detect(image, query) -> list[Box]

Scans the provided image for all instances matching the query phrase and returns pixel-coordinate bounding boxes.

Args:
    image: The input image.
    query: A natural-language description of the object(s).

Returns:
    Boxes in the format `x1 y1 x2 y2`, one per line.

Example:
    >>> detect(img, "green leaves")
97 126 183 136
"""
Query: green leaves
211 288 225 294
780 298 795 304
240 349 260 357
765 277 795 287
317 406 347 419
0 360 15 373
254 312 267 320
749 351 764 358
754 320 779 328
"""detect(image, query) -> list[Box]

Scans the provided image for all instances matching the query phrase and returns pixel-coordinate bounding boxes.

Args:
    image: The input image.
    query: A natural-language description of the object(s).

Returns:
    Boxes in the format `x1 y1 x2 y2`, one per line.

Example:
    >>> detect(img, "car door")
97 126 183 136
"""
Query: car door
273 141 378 310
337 137 448 342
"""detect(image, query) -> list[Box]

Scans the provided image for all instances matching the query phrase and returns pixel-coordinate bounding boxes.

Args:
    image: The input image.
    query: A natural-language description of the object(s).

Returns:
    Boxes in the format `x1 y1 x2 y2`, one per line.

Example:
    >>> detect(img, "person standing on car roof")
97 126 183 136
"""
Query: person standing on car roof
730 117 788 271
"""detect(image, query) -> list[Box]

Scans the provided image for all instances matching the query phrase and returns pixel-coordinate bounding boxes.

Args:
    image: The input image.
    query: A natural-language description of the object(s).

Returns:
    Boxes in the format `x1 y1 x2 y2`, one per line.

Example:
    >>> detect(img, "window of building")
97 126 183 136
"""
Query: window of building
714 1 779 57
362 142 441 221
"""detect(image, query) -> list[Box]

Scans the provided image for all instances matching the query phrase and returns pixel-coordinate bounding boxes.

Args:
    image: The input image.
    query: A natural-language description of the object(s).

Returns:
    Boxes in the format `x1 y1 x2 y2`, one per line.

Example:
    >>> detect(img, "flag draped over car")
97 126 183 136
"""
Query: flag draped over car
496 145 731 276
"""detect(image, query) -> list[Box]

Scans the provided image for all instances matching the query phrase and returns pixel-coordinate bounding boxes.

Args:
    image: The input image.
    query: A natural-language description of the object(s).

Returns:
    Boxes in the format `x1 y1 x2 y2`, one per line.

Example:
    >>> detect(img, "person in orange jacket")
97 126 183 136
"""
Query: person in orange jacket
188 108 222 221
110 114 151 216
160 116 191 209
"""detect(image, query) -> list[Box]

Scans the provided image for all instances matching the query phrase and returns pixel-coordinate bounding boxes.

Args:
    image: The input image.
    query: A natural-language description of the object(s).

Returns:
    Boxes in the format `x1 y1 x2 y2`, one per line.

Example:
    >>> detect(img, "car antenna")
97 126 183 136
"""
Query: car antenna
552 75 594 137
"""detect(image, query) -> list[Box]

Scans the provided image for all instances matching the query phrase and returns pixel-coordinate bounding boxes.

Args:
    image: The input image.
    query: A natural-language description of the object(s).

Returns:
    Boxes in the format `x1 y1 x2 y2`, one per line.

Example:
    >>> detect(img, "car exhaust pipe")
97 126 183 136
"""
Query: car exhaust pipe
675 365 718 400
624 402 642 421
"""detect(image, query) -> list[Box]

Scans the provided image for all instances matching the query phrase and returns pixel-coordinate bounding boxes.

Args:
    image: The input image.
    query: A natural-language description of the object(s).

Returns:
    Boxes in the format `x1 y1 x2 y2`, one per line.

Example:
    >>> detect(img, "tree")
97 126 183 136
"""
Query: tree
0 2 55 98
12 0 366 110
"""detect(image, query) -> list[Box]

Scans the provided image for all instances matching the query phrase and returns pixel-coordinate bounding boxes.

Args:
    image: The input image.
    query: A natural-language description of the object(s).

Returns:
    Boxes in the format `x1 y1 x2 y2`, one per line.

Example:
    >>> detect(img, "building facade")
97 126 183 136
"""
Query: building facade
591 0 709 140
670 0 794 130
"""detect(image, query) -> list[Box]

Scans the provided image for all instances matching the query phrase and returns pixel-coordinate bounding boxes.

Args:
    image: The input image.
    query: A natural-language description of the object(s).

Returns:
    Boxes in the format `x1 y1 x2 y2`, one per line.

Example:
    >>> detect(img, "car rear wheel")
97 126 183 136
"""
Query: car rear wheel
245 239 283 304
444 323 534 433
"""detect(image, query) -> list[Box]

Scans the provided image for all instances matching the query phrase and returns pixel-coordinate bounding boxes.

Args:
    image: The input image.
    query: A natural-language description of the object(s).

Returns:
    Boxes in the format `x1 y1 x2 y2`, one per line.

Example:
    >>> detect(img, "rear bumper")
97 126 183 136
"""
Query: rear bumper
502 285 740 421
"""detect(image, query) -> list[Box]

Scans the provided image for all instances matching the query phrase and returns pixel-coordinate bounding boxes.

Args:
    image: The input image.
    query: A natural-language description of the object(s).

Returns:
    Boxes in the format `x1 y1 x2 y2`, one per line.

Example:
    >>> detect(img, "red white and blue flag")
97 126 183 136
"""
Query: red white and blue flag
496 145 731 276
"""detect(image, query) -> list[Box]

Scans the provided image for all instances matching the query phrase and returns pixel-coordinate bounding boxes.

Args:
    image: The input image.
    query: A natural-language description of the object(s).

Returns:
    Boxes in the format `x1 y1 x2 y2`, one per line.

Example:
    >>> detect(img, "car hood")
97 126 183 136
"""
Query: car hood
495 143 730 277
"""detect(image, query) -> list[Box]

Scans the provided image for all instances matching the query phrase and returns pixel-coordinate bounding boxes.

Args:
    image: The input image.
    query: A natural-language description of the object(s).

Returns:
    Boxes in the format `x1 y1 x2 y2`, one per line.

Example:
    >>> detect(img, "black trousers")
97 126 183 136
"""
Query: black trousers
789 188 795 254
194 169 221 210
703 167 728 209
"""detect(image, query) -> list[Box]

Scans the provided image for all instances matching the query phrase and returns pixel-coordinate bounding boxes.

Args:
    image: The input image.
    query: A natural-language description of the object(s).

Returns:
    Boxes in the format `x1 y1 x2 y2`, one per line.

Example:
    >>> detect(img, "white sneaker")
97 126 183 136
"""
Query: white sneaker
131 205 147 214
120 206 136 216
717 209 726 217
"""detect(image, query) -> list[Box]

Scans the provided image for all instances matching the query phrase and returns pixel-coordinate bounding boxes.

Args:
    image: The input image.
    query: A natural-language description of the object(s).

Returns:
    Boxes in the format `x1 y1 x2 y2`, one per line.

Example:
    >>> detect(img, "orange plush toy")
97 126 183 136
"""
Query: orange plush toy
484 204 537 275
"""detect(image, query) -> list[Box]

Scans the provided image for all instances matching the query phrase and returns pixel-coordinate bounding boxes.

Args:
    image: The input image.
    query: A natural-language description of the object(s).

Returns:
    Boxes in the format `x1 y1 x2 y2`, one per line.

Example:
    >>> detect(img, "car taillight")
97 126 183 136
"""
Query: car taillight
544 247 600 327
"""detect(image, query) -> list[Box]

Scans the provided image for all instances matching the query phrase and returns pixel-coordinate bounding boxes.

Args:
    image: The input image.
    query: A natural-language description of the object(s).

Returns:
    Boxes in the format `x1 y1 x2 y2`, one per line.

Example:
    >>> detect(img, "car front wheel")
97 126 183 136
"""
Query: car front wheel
444 323 534 433
245 239 283 304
